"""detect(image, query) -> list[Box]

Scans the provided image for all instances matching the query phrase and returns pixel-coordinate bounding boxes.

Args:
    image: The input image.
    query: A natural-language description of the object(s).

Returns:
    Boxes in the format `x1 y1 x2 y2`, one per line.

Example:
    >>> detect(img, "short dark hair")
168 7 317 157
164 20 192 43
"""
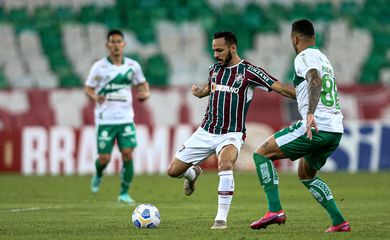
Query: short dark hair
292 19 315 37
213 31 237 46
107 29 124 41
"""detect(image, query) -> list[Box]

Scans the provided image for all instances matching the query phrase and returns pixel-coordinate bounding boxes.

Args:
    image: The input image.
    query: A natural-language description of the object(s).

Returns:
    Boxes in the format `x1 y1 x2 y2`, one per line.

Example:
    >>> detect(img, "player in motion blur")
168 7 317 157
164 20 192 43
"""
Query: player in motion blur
167 31 296 229
249 19 350 232
85 29 150 204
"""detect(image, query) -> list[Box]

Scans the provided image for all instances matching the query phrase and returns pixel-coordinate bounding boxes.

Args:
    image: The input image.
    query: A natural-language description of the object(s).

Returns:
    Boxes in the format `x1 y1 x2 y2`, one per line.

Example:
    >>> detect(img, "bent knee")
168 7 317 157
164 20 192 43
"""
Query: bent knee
98 155 110 164
218 161 234 172
166 167 181 178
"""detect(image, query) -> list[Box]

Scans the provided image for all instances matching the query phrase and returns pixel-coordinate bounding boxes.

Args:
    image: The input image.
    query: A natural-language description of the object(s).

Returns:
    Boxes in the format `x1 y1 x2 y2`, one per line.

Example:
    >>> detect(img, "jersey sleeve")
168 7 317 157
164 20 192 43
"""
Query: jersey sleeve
85 62 101 87
132 61 146 85
207 64 215 85
294 51 321 79
246 64 278 92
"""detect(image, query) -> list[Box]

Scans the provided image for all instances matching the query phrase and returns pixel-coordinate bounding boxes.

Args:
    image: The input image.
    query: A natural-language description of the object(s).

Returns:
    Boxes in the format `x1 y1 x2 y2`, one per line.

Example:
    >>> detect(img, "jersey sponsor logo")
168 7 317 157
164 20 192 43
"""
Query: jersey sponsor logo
247 65 271 83
104 83 130 91
211 83 240 94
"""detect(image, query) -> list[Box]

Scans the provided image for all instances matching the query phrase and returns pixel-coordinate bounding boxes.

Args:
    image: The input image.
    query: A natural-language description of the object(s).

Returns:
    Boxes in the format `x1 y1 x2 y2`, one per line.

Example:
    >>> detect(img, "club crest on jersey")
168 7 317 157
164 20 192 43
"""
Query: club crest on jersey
234 73 244 87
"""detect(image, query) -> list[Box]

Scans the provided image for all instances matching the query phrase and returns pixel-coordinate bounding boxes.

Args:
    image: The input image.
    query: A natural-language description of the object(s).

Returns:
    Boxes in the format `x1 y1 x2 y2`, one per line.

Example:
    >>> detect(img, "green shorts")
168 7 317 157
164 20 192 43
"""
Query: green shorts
274 120 342 171
96 123 137 154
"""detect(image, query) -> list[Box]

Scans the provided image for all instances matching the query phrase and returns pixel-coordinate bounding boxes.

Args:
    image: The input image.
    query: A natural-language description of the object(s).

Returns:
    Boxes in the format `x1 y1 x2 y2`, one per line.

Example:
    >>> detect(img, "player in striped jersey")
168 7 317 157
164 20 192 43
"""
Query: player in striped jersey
167 31 296 229
250 19 350 232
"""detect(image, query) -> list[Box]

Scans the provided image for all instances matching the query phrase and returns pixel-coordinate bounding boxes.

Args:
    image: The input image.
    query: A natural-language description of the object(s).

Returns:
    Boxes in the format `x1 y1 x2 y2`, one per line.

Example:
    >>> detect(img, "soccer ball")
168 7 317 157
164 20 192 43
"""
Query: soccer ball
132 204 160 229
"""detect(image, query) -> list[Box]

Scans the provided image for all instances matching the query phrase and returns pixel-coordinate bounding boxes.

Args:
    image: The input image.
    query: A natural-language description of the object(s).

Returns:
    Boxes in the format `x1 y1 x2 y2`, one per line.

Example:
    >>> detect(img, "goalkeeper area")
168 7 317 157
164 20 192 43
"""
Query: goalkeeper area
1 172 389 239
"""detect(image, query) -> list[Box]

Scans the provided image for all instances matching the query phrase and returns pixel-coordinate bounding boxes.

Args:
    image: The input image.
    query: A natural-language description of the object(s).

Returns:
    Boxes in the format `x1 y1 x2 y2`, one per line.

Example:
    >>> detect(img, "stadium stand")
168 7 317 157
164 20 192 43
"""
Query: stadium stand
0 0 389 88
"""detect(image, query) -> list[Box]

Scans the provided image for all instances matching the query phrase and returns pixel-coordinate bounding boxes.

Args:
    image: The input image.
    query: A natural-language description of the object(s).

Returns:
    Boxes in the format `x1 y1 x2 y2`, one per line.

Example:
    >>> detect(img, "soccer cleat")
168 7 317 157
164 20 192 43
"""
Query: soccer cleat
250 210 286 230
118 193 136 205
325 221 351 232
90 175 101 193
183 165 202 196
210 220 227 230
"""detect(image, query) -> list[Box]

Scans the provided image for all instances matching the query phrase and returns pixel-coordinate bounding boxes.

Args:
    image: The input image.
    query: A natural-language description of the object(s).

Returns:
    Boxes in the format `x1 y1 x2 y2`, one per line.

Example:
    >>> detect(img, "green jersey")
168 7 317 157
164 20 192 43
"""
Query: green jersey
293 46 343 133
85 57 146 125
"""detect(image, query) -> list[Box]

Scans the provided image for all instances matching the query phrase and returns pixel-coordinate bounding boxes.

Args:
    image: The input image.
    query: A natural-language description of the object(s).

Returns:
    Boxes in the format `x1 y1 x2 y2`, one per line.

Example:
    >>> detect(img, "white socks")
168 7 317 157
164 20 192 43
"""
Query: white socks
215 170 234 222
182 167 196 181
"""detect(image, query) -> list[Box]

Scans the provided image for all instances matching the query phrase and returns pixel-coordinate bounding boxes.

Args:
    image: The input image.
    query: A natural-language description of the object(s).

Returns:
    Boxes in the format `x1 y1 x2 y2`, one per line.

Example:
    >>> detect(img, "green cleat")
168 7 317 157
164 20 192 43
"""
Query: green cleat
118 194 136 205
90 175 101 193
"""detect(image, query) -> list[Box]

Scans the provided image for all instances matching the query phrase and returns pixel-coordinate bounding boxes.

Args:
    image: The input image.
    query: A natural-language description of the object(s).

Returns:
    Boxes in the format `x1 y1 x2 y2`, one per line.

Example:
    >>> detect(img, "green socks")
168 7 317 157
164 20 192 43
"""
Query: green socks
95 159 108 178
120 160 134 195
301 177 346 226
253 153 282 212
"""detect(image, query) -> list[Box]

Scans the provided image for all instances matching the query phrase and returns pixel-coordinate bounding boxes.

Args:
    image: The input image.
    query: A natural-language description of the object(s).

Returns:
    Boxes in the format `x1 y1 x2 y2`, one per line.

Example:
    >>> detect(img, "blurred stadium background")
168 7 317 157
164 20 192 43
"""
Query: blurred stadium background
0 0 389 175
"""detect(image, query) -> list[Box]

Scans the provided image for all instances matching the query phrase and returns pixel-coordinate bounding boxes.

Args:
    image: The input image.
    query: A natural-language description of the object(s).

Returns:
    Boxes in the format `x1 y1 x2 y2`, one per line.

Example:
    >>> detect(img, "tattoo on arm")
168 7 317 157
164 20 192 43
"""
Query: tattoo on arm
306 69 322 114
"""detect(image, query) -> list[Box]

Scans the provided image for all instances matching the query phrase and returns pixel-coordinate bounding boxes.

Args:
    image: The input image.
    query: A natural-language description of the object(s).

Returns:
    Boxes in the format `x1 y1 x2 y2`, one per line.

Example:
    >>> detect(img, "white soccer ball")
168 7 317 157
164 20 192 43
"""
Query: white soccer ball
132 204 160 229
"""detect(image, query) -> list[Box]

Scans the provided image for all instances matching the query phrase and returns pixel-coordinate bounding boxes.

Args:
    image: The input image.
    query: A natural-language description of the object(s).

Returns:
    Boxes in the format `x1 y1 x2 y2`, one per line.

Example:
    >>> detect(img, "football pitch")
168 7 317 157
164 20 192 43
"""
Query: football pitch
1 172 389 240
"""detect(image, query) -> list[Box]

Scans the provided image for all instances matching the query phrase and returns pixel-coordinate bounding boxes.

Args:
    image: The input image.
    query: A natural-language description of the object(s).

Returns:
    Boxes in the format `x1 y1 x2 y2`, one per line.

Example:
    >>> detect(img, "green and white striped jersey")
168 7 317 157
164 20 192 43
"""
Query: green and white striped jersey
293 46 343 133
85 57 146 125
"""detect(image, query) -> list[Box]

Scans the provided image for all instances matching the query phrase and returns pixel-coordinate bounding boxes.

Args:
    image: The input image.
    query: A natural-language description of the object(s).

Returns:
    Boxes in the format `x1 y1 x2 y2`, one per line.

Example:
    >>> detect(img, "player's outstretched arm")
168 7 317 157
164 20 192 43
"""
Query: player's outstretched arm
270 81 296 100
84 86 105 104
192 83 210 98
135 82 151 102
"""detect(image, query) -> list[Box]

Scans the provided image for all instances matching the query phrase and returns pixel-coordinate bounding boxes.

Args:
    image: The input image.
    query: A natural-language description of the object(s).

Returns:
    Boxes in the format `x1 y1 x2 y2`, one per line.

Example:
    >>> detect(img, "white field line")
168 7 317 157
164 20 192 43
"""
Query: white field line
6 206 63 212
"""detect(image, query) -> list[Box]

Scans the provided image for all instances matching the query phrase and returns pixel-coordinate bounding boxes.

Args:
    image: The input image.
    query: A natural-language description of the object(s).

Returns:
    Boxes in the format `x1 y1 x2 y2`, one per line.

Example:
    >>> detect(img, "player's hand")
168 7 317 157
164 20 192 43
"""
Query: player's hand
96 95 106 104
306 113 318 140
192 85 201 97
136 91 150 102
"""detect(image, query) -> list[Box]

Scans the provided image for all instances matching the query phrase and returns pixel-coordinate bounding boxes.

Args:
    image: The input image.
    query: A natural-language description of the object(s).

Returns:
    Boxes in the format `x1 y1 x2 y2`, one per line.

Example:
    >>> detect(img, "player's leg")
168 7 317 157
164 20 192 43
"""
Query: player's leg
91 124 115 193
167 127 213 195
167 157 203 196
91 154 111 193
299 138 350 232
251 121 311 229
250 135 287 229
117 123 138 204
167 157 194 177
211 144 238 230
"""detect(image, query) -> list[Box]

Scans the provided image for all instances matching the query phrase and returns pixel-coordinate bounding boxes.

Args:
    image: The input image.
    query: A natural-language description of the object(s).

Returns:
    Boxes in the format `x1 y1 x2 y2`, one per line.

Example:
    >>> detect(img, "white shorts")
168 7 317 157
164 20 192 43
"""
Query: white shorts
175 127 244 165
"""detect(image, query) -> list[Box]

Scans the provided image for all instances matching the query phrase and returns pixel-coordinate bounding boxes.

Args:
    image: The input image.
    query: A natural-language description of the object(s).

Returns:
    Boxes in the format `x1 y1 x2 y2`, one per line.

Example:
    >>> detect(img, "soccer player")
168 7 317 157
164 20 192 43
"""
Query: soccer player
167 31 296 229
249 19 350 232
85 29 150 204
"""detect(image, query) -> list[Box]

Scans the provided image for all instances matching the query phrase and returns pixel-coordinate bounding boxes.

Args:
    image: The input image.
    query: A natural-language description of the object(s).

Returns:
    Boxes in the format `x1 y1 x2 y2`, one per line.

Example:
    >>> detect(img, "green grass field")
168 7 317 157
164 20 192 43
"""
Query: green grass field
1 172 390 240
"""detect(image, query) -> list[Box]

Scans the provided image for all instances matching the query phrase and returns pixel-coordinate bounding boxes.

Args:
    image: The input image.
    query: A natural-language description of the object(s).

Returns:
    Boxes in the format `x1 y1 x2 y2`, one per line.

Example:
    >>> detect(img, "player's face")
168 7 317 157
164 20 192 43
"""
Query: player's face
290 32 299 54
106 34 126 57
212 38 233 67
